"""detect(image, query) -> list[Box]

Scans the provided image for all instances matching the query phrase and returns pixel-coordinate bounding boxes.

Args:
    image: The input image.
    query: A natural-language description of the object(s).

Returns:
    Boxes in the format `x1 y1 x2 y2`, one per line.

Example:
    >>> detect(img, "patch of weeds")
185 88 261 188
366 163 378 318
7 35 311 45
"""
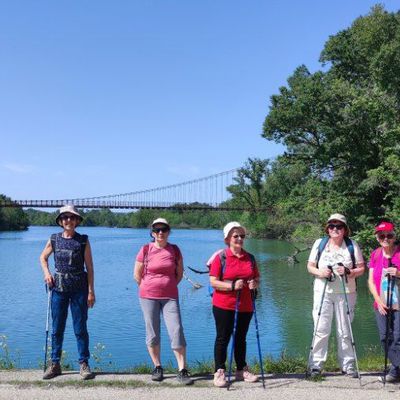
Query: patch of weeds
92 343 114 372
0 335 18 369
190 360 213 375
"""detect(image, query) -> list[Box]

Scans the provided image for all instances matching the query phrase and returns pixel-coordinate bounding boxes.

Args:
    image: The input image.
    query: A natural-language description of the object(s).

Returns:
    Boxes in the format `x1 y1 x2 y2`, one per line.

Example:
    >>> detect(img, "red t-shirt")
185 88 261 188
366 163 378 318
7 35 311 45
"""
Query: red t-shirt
209 248 259 312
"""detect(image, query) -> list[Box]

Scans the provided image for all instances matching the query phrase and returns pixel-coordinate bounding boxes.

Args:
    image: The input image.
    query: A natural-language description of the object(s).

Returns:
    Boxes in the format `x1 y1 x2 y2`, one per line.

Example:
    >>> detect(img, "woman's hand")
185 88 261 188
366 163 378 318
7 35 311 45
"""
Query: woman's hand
247 279 258 290
386 267 398 277
87 292 96 308
319 268 332 280
234 279 244 290
44 272 54 287
377 299 388 315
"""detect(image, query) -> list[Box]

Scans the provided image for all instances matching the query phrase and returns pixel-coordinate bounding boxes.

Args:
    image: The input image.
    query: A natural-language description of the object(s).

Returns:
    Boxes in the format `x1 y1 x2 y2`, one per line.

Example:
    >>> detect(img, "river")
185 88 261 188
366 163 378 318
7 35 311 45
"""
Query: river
0 226 379 370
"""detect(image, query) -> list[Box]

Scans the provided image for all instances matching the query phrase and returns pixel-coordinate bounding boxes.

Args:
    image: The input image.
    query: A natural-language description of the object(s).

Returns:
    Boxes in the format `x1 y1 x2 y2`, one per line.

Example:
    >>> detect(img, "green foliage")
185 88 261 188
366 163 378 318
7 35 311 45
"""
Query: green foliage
0 335 17 369
226 5 400 246
91 343 114 372
25 205 234 231
0 195 29 231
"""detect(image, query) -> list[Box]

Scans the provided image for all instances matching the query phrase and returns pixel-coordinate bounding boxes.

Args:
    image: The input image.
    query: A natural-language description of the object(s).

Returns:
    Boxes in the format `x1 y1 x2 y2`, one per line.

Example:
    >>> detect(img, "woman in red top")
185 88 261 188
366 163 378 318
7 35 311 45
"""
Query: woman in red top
209 222 260 387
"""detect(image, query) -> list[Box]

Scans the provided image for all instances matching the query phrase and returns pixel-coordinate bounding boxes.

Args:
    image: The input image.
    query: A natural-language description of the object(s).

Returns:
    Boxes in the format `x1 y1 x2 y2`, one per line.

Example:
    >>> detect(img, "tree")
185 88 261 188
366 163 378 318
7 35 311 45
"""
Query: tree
261 5 400 235
0 195 29 231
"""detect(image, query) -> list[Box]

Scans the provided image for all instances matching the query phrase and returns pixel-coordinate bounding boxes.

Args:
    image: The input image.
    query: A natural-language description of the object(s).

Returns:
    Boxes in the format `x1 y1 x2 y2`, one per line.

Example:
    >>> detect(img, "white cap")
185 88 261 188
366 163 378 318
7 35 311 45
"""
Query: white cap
151 218 170 228
327 213 347 225
223 221 245 239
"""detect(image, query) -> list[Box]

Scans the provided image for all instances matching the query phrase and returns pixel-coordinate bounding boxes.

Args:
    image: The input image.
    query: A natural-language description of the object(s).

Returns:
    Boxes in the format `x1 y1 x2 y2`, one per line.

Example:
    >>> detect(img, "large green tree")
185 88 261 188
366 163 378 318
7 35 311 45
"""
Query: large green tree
261 5 400 233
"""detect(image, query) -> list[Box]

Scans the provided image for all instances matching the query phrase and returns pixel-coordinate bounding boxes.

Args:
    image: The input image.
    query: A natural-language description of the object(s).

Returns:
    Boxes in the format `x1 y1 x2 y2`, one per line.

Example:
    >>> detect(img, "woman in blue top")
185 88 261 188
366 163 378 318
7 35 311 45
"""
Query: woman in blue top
39 205 95 380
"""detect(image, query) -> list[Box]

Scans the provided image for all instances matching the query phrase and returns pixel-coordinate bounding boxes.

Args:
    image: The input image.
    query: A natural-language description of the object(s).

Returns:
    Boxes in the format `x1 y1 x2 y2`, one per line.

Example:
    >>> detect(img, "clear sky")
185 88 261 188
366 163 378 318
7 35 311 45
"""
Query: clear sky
1 1 399 200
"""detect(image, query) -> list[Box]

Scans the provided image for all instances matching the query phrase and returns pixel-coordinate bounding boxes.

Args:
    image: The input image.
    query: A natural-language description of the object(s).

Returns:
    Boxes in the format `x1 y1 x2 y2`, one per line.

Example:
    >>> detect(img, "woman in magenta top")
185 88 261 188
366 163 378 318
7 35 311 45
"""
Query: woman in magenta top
134 218 192 385
368 220 400 383
209 221 260 387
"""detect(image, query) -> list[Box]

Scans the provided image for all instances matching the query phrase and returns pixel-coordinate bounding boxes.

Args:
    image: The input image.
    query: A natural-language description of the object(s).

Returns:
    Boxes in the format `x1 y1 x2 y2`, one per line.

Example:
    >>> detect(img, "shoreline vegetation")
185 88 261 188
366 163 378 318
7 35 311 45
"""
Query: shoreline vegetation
1 6 400 254
0 335 387 375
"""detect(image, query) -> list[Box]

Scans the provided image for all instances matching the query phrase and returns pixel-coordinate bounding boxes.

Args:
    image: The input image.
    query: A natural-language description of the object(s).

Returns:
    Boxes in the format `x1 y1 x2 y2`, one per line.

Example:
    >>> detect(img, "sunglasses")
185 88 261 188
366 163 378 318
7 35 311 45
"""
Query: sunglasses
152 227 169 233
232 234 246 239
378 233 395 240
328 224 345 230
60 215 77 221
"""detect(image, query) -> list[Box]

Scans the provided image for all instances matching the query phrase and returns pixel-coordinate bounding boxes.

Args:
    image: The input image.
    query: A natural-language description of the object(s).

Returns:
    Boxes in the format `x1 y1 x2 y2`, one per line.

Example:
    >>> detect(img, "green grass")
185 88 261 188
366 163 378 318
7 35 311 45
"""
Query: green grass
0 335 386 375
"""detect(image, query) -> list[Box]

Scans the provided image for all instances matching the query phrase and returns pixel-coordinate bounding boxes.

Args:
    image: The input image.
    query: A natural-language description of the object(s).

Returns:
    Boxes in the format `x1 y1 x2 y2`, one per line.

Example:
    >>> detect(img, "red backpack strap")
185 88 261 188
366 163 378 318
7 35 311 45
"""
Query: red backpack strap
171 243 181 268
143 243 150 275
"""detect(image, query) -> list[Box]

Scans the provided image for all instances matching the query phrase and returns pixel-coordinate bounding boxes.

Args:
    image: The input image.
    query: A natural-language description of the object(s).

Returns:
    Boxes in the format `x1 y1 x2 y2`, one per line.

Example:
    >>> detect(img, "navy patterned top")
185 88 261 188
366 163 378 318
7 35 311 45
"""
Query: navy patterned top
51 232 87 274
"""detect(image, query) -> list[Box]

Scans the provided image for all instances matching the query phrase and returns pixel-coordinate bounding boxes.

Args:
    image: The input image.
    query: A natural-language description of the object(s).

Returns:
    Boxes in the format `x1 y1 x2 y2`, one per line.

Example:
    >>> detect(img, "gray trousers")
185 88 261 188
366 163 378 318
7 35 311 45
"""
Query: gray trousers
139 298 187 349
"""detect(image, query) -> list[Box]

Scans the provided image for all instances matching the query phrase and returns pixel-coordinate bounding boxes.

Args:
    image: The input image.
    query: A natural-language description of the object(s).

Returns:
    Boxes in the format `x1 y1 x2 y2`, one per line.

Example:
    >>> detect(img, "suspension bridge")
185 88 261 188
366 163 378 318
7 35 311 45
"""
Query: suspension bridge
1 169 264 211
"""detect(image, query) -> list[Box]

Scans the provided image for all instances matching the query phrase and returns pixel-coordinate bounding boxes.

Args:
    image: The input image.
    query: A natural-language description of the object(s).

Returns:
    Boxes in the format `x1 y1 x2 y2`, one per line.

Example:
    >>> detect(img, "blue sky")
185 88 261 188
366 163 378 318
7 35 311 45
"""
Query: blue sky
1 1 399 200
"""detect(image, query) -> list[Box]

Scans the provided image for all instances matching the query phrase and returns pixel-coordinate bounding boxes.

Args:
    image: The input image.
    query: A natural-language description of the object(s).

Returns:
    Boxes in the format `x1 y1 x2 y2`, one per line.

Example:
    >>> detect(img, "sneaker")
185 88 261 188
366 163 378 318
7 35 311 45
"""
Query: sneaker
176 368 193 385
235 366 258 382
43 362 62 380
151 366 164 382
80 361 95 380
342 367 359 378
378 373 400 383
308 368 321 378
213 368 227 388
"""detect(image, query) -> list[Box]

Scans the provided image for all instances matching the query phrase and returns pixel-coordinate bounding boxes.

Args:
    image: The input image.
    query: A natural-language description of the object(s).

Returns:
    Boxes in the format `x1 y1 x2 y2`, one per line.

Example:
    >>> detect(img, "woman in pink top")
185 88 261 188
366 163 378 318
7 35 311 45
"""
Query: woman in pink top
368 220 400 383
134 218 192 385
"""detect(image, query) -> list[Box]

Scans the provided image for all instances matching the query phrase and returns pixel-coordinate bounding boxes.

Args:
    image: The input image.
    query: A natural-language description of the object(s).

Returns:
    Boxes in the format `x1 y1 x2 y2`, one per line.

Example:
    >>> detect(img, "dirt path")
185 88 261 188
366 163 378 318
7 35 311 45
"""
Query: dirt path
0 370 399 400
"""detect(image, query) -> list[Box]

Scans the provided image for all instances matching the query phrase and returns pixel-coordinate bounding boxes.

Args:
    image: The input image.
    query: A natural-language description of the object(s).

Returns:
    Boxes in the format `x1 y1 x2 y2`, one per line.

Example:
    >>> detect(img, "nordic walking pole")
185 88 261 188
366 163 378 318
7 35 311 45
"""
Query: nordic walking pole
43 284 52 372
251 289 265 389
383 263 395 386
338 265 361 387
183 270 203 289
306 275 329 377
227 289 241 390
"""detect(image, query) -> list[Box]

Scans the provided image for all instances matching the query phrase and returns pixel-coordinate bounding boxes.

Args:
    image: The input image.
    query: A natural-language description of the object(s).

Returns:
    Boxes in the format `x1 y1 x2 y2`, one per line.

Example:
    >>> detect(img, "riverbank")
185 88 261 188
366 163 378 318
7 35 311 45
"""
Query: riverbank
0 369 398 400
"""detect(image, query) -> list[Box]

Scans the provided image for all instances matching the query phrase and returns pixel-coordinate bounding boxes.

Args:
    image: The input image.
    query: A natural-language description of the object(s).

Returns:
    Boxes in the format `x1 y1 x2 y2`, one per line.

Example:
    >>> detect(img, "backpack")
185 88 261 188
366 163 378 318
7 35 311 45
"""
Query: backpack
208 249 257 296
316 236 356 268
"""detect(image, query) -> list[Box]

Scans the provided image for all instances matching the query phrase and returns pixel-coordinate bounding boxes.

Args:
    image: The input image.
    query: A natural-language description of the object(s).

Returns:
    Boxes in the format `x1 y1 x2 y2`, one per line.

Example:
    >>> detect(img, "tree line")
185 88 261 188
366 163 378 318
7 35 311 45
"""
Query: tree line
24 206 237 230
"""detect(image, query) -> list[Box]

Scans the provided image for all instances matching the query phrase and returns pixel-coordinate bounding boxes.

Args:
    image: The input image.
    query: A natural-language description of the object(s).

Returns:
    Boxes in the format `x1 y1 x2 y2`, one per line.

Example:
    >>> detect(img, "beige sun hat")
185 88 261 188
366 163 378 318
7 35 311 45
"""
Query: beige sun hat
223 221 245 239
151 218 170 228
56 205 83 226
327 213 347 225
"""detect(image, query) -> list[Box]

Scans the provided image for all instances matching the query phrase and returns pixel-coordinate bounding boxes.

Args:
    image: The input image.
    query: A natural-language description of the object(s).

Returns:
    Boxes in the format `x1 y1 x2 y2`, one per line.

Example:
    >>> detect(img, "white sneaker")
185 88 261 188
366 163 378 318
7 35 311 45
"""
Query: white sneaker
235 366 258 382
213 368 227 387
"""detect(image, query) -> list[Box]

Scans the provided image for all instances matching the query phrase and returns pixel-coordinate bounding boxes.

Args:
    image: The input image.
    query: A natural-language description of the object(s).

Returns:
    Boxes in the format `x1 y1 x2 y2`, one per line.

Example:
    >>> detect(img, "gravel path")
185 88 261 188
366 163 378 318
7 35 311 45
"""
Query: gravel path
1 370 399 400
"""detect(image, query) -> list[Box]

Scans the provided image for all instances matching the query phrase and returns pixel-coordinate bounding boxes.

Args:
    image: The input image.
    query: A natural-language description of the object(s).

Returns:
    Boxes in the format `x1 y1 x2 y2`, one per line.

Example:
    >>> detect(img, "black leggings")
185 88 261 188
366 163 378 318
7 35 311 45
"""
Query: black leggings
213 306 253 371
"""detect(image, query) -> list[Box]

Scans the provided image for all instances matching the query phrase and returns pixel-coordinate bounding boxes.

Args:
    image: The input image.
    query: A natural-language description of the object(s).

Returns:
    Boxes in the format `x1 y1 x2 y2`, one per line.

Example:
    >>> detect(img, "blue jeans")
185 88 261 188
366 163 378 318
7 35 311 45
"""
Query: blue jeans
51 289 90 364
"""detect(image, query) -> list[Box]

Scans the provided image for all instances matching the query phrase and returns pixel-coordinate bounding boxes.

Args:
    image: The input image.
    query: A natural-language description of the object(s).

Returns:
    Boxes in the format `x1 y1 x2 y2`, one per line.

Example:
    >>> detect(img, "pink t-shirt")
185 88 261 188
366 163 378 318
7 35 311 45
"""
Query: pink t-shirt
136 242 181 300
368 246 400 309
